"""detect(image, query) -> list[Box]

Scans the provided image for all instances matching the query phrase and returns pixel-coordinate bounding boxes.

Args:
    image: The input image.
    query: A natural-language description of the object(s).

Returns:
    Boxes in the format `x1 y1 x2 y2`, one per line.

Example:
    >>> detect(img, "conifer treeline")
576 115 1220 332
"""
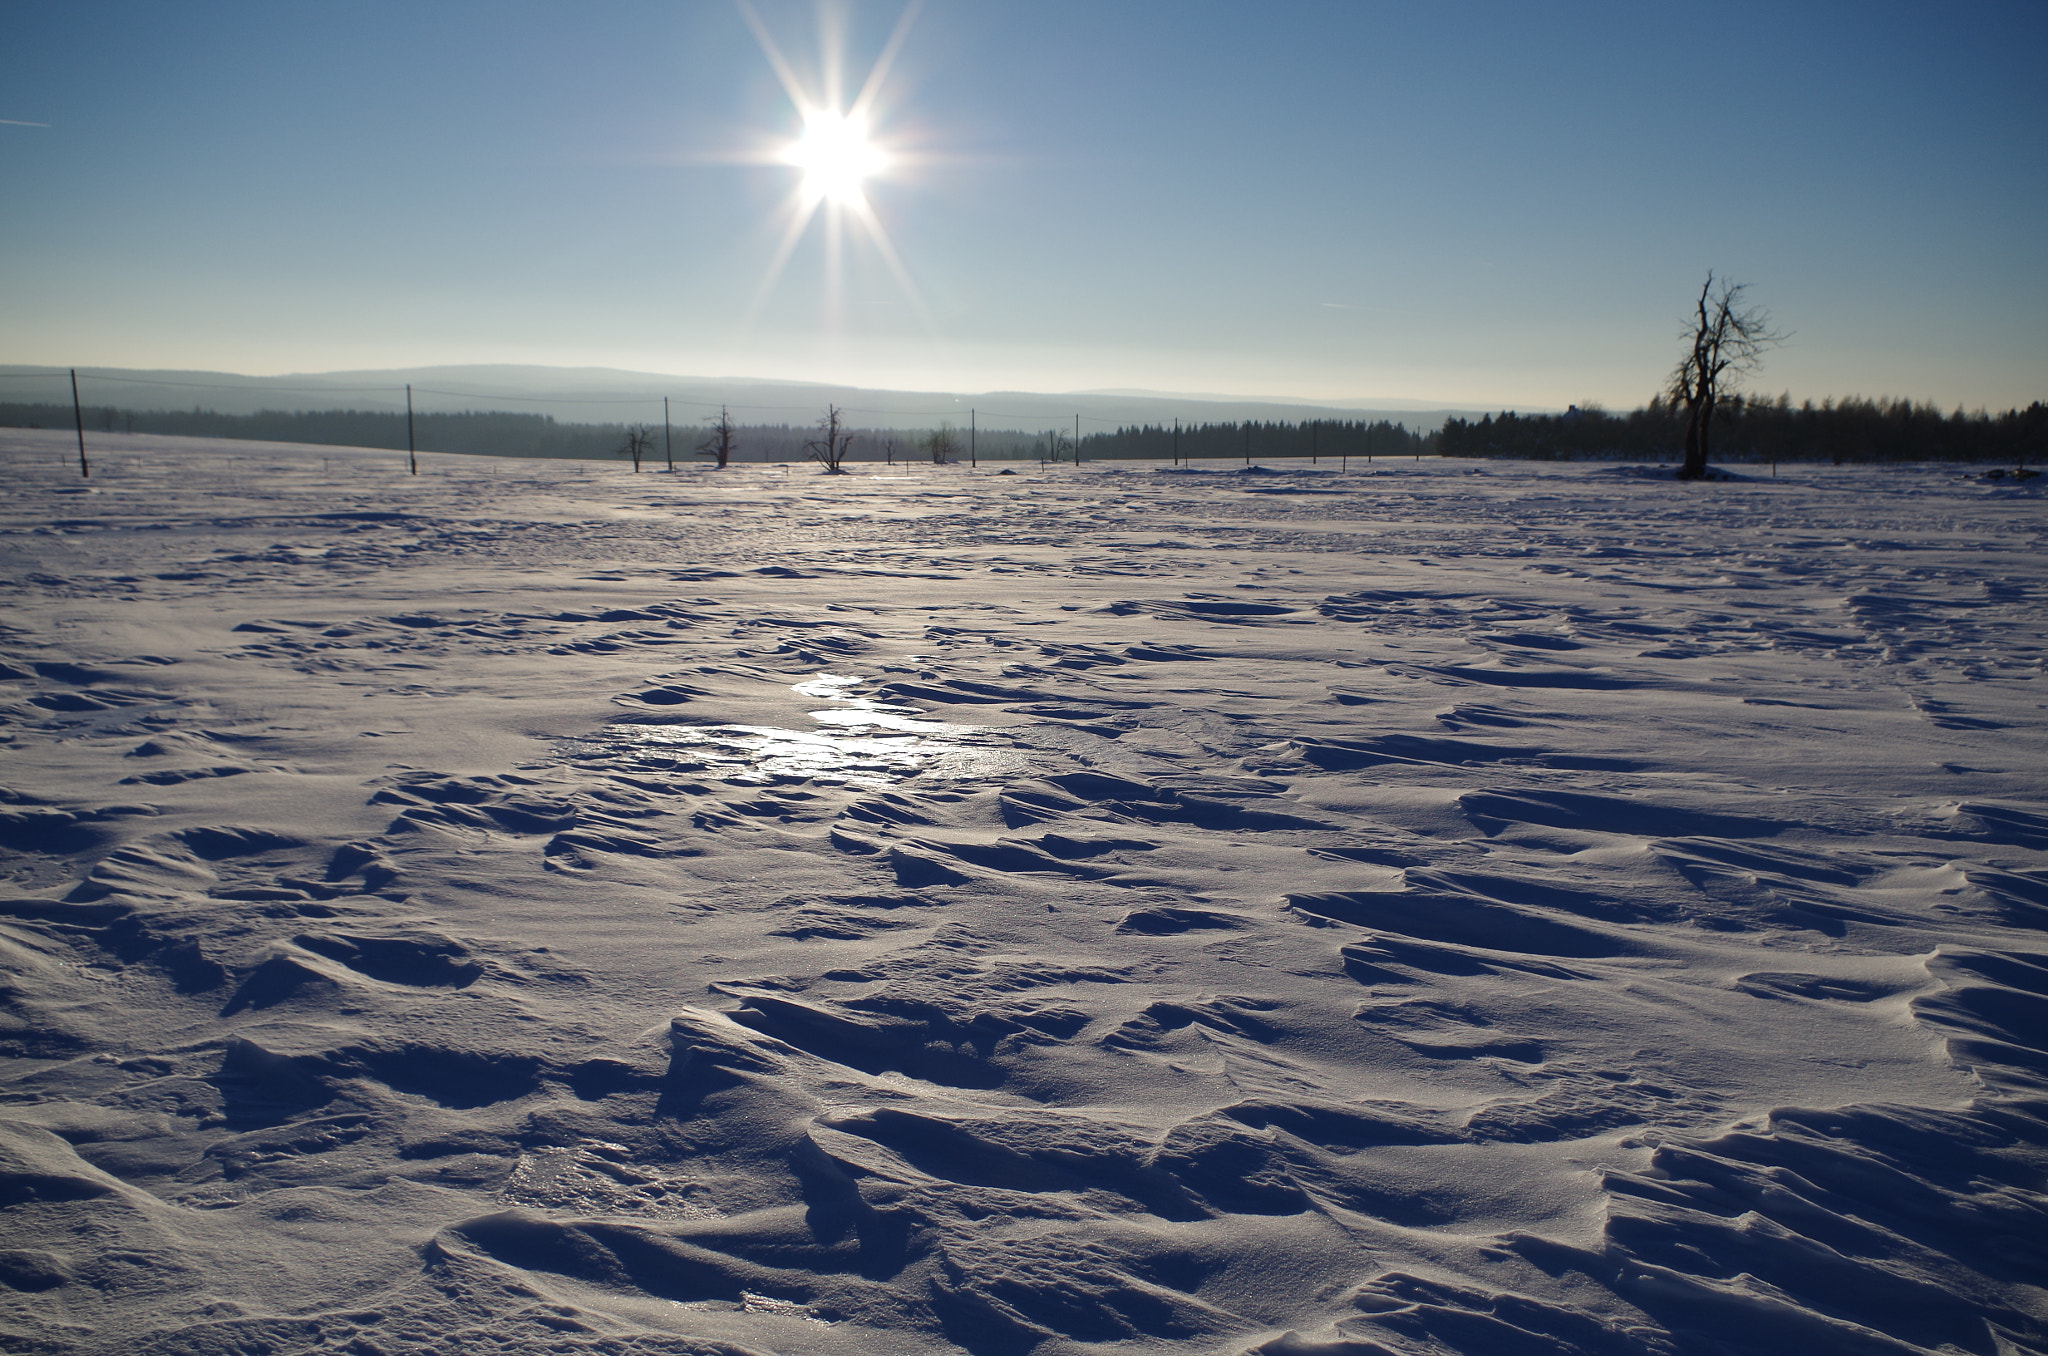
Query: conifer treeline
0 404 992 462
9 397 2043 466
1079 419 1430 461
0 404 637 458
1439 397 2047 464
0 404 1032 462
0 404 1428 464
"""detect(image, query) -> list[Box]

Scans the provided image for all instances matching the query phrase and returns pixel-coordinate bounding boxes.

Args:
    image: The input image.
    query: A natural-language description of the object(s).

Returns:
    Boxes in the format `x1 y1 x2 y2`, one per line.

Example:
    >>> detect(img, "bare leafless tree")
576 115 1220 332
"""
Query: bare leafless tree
1042 428 1074 463
620 424 655 473
806 405 856 474
698 406 737 468
1670 274 1786 480
923 421 961 465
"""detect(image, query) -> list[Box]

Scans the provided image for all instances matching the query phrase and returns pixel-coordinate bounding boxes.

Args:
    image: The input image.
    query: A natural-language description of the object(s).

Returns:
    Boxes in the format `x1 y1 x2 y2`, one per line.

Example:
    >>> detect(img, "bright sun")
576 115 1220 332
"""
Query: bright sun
739 0 929 327
783 109 887 206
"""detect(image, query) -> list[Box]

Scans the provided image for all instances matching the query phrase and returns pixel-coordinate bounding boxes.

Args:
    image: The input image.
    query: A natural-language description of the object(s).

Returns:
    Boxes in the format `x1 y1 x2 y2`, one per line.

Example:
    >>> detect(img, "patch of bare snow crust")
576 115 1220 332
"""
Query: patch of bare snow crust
0 430 2043 1356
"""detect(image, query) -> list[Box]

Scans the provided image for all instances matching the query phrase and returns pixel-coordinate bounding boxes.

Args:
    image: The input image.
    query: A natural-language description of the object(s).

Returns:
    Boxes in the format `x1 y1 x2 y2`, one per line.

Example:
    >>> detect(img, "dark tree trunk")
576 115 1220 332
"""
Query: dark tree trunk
1679 397 1715 479
1679 399 1707 479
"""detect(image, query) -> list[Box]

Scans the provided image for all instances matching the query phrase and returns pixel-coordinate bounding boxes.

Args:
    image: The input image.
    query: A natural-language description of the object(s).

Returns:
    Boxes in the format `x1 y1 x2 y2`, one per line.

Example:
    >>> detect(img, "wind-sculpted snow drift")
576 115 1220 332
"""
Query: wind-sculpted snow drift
0 431 2043 1355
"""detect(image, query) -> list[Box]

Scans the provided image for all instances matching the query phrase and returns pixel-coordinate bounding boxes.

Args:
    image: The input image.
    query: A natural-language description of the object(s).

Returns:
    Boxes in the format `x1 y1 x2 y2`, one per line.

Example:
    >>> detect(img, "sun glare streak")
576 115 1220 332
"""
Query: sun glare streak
736 1 807 111
825 201 845 336
845 193 937 332
851 0 924 118
733 0 934 342
820 2 845 113
742 188 823 329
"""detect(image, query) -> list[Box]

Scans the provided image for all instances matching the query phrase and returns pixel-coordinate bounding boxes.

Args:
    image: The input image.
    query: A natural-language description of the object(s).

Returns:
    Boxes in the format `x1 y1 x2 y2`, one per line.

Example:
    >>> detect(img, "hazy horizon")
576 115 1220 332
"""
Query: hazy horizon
0 361 1534 436
3 1 2043 409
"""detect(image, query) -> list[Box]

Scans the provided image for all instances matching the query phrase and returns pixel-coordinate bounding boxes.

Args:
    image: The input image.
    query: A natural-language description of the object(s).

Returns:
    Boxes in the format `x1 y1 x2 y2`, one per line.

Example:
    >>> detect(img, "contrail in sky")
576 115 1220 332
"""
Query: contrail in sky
0 120 51 127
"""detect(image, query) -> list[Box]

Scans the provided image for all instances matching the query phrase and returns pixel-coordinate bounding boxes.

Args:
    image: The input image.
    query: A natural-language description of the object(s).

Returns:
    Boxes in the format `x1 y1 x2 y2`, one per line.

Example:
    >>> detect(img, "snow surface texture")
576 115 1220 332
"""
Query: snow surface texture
1 429 2043 1356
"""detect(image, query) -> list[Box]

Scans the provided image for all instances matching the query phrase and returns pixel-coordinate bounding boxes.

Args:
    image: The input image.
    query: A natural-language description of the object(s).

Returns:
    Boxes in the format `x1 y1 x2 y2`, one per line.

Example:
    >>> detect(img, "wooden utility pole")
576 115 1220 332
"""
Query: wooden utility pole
1311 422 1318 465
1244 423 1251 466
1173 417 1179 466
663 397 673 472
406 384 417 475
1074 414 1082 466
970 409 976 467
68 368 89 478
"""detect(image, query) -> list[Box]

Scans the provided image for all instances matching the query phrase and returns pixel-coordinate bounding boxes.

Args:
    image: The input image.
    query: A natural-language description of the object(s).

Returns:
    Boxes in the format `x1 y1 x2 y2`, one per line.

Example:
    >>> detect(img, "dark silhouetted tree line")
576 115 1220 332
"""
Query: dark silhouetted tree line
0 404 1042 464
1439 397 2047 467
0 405 641 458
1081 419 1431 462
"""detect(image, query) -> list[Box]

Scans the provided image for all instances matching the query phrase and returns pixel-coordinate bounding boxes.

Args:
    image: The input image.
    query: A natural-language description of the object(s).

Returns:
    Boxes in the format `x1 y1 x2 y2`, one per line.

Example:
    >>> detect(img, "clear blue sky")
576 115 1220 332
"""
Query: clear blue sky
3 0 2042 408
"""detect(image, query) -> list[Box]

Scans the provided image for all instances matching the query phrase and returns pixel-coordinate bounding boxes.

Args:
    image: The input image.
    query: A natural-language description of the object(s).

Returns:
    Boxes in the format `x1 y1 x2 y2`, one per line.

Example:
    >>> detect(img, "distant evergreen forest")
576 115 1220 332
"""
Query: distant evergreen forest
1077 419 1430 461
0 403 1018 463
1439 397 2048 465
0 404 641 459
0 402 1424 464
5 397 2041 466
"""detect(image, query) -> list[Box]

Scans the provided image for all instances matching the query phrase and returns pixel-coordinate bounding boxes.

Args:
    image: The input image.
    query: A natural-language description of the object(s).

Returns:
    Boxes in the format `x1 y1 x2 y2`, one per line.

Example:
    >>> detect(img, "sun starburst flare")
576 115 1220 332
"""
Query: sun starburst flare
738 0 932 336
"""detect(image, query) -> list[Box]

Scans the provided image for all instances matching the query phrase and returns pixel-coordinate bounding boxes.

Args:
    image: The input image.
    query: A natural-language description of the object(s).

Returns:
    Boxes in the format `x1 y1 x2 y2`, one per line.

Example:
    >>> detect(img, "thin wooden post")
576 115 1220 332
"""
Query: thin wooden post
663 397 673 472
1244 423 1251 467
69 369 89 478
1074 414 1082 466
970 409 977 467
1173 417 1179 466
406 384 417 475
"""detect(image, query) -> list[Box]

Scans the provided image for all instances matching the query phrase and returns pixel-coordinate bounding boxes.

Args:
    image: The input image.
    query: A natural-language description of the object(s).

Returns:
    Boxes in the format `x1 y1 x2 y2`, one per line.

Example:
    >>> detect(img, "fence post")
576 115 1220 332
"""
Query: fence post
69 369 90 478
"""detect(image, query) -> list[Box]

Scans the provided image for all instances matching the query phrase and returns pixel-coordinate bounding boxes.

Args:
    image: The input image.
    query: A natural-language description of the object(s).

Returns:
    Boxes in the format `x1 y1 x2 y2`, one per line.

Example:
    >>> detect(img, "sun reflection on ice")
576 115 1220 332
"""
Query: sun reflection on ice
569 672 1014 789
796 670 945 732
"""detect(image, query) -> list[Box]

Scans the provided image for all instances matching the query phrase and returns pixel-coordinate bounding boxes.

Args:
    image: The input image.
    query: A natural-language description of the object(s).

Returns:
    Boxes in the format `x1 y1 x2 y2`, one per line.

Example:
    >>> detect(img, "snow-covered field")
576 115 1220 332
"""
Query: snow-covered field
2 428 2043 1356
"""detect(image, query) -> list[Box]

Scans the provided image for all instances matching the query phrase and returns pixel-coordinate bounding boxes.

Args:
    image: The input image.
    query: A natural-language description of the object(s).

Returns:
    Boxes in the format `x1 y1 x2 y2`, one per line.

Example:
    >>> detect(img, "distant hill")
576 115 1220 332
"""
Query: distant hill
0 363 1530 434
